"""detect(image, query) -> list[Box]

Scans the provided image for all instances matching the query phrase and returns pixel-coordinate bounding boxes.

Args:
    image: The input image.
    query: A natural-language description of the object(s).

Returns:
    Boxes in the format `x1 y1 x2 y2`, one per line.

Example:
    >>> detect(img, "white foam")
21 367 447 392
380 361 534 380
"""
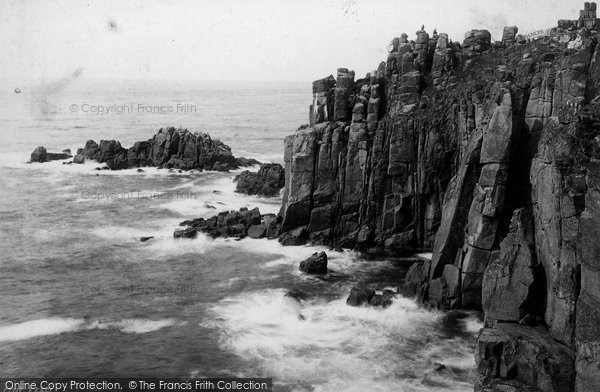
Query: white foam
204 289 475 391
461 315 484 335
0 317 185 342
157 176 281 218
0 318 81 342
415 252 433 261
99 318 185 334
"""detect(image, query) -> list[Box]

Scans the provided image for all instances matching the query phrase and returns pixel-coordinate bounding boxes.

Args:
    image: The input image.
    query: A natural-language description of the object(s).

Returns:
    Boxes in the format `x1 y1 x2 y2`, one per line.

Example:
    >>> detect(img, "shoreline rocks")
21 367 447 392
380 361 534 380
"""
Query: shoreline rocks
30 127 260 171
174 207 280 240
29 146 72 163
234 163 285 196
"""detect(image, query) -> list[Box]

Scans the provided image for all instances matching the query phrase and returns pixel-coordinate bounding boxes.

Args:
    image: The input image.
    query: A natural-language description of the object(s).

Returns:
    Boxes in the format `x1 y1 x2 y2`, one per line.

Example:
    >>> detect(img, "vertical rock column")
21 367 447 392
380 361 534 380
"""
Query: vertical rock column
333 68 355 121
502 26 519 45
310 75 336 125
459 88 515 309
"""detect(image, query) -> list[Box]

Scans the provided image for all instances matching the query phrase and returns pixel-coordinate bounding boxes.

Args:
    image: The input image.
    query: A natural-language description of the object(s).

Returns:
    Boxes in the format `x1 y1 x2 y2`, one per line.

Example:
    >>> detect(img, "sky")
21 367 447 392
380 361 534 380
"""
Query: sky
0 0 585 83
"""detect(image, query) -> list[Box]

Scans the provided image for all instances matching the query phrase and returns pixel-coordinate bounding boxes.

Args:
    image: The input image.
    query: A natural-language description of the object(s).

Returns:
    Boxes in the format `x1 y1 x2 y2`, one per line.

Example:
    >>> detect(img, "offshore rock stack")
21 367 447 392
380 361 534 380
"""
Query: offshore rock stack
77 127 255 171
277 3 600 391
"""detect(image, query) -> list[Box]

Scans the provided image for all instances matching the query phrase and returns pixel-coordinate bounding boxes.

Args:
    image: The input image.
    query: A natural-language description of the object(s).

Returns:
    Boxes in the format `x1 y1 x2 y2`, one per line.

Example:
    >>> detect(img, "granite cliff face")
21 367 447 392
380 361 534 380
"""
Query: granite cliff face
278 3 600 391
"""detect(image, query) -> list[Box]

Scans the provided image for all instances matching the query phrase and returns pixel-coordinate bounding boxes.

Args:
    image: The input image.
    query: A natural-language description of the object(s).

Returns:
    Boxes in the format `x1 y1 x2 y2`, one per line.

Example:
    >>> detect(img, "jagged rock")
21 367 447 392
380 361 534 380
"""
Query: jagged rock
476 323 575 392
482 208 542 324
73 154 85 164
402 260 426 298
234 163 285 196
346 285 375 306
463 29 491 52
299 251 328 274
175 207 263 239
368 289 396 307
76 127 253 171
173 227 197 239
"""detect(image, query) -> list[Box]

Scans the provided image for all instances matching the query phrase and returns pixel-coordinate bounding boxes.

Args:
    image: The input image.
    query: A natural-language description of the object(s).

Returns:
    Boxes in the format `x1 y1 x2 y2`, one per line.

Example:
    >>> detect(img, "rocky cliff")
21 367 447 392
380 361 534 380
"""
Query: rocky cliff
278 3 600 391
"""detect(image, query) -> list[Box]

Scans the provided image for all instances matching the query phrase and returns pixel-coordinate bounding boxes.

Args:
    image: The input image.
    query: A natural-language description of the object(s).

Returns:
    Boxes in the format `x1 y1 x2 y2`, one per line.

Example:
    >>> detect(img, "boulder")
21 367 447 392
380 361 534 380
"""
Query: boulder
73 154 85 164
29 146 72 163
247 224 267 239
299 251 328 274
346 285 375 306
368 289 396 307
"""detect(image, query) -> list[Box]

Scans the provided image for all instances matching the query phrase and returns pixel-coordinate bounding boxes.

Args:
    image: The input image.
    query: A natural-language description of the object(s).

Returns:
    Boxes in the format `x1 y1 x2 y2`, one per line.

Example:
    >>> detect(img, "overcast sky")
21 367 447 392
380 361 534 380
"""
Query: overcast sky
0 0 584 82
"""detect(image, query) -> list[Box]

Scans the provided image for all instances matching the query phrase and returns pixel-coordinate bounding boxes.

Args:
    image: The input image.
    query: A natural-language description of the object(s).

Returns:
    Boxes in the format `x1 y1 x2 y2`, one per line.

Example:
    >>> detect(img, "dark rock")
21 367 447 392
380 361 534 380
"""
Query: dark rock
284 289 309 302
369 289 396 307
234 163 285 196
482 208 541 324
75 127 245 171
73 154 85 164
346 285 375 306
235 157 261 167
140 236 154 242
174 207 266 240
299 251 328 274
137 168 144 172
247 224 267 239
29 146 72 163
476 323 575 392
279 226 308 246
173 227 197 239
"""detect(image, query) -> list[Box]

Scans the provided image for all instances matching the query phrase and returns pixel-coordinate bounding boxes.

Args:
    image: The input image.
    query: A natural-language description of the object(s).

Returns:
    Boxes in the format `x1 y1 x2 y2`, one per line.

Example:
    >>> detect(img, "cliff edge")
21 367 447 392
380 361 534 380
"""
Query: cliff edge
278 3 600 391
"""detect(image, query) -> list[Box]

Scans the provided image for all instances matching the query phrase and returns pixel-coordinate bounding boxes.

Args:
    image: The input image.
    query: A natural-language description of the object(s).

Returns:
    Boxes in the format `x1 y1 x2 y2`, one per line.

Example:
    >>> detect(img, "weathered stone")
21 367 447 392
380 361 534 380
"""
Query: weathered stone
476 323 575 392
299 251 328 274
29 146 72 163
247 225 267 239
346 285 375 306
234 163 285 196
77 127 247 171
482 208 540 323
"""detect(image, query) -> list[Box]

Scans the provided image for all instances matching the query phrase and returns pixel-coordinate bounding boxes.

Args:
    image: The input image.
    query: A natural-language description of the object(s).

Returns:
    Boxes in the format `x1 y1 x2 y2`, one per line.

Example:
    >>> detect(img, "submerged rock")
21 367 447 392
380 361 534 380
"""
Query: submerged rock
140 236 154 242
299 251 328 274
284 288 309 302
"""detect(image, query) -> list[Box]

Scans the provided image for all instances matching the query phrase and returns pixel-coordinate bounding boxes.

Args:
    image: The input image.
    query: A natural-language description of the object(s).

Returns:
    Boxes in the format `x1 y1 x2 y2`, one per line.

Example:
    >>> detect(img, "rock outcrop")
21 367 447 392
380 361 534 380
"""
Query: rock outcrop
234 163 285 196
277 3 600 391
174 207 279 240
76 127 254 171
29 146 72 163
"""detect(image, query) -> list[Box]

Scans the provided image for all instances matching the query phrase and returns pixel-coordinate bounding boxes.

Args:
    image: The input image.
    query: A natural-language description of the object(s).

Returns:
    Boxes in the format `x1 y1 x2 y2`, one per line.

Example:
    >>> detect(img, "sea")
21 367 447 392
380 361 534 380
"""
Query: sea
0 78 481 392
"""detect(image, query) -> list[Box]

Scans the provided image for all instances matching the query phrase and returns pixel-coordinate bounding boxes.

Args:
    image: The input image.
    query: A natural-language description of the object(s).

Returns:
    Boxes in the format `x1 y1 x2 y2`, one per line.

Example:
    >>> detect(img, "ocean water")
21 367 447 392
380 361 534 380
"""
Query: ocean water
0 79 480 391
